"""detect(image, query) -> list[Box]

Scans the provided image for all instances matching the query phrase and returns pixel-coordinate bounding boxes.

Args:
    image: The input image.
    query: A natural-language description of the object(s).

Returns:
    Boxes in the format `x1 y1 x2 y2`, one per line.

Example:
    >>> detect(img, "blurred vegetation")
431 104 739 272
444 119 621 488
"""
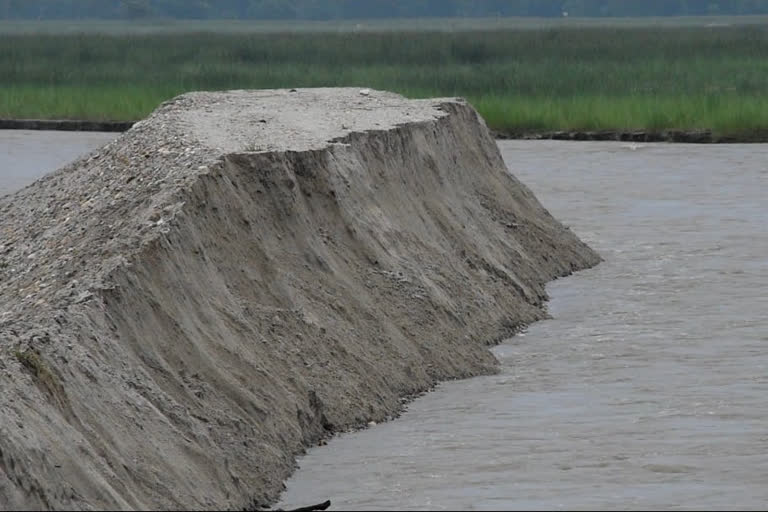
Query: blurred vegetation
2 22 768 136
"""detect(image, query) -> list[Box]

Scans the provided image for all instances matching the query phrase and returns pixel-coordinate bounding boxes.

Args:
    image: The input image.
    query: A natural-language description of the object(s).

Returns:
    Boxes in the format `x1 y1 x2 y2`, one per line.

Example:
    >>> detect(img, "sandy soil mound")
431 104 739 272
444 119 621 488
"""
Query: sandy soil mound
0 89 599 510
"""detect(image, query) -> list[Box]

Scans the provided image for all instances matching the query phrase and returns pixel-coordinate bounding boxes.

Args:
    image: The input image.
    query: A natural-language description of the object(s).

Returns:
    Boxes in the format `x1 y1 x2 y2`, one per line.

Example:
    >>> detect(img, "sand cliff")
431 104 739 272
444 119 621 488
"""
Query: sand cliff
0 89 599 509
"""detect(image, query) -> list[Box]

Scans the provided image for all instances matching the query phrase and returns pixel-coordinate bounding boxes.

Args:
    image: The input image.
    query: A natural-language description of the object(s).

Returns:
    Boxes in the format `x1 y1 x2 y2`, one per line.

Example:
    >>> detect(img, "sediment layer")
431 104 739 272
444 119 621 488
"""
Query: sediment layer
0 88 599 510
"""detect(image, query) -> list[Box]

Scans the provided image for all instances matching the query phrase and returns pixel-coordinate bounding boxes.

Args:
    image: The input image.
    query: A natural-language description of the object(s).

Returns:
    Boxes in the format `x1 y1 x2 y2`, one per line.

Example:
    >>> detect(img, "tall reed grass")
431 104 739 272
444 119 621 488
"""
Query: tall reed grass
2 24 767 135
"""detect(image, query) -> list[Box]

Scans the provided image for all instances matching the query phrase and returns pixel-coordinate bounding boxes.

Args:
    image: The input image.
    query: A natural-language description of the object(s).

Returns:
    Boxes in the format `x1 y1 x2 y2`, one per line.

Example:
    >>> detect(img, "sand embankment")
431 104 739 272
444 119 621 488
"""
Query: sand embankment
0 89 599 510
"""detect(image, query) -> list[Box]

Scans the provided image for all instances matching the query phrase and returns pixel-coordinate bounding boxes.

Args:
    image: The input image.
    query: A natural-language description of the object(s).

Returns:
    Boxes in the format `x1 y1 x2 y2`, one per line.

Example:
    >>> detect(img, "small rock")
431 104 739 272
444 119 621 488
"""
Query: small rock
74 291 93 304
359 89 371 96
367 421 377 427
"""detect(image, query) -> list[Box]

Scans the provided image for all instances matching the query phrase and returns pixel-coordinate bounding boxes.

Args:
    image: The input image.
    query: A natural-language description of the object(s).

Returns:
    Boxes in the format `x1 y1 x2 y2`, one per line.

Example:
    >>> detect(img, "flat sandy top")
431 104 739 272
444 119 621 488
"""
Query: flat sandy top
179 88 457 153
0 88 461 326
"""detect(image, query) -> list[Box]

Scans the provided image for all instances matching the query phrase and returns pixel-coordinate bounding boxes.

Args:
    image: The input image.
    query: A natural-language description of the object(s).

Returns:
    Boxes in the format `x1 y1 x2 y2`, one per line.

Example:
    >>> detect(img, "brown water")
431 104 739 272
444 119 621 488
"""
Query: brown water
0 130 116 196
278 141 768 510
3 134 767 510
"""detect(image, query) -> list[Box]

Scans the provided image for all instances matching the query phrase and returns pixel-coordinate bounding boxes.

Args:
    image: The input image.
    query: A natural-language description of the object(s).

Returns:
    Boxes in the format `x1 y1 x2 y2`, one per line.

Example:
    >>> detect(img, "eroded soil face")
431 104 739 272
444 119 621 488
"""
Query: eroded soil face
0 89 598 510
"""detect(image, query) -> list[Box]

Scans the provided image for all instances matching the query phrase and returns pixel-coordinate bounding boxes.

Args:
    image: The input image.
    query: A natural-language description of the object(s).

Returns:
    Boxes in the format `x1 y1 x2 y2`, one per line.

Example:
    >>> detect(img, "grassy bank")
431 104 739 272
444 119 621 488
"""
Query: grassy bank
2 21 768 137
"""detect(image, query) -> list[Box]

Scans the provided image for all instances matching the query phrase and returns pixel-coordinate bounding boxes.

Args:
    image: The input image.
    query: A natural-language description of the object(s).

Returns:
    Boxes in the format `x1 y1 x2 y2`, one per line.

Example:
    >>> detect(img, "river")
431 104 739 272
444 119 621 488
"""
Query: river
2 133 766 510
0 130 116 196
279 140 768 510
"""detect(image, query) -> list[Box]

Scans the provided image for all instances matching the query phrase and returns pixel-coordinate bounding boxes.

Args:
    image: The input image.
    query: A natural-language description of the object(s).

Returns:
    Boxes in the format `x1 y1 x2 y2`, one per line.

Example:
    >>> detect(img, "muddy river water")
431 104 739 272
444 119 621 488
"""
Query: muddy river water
2 133 767 510
280 141 768 510
0 130 117 196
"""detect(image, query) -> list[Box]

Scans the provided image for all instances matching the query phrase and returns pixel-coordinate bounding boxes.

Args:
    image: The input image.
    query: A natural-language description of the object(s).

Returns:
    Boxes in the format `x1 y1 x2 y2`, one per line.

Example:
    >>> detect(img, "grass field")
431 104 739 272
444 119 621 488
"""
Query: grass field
2 19 768 137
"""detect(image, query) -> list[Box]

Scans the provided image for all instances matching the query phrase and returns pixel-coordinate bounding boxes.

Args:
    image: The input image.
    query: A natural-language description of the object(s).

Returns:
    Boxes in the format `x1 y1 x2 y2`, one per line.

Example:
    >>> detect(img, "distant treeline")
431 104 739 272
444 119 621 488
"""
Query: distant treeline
3 0 768 20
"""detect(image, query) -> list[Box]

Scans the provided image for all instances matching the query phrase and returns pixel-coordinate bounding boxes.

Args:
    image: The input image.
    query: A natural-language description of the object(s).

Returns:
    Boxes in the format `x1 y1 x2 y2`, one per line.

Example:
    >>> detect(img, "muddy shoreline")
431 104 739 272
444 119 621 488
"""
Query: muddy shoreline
3 118 766 143
0 118 134 132
491 128 768 143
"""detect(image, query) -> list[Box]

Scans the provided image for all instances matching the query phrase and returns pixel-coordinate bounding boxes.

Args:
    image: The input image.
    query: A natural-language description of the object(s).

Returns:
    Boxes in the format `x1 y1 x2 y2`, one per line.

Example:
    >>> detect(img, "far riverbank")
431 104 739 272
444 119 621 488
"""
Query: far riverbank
3 119 768 143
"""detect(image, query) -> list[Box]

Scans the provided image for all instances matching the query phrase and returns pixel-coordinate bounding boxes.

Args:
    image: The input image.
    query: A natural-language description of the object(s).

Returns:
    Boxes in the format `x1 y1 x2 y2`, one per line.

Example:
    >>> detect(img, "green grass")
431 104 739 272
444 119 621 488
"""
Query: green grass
474 95 768 136
2 21 768 137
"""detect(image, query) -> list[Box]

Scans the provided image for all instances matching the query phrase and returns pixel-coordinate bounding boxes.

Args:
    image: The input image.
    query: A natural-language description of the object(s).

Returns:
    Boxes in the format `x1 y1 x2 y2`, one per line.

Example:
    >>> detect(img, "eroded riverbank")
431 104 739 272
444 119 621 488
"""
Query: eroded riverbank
0 91 598 510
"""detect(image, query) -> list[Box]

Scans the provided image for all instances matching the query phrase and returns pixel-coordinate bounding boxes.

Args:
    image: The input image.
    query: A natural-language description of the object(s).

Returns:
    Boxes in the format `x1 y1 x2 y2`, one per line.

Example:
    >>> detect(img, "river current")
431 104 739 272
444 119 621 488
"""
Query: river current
279 140 768 510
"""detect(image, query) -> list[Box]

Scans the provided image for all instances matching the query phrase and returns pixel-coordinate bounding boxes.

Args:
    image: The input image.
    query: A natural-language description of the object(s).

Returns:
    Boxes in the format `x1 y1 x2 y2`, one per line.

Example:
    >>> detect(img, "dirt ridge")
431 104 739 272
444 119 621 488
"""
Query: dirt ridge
0 89 599 510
